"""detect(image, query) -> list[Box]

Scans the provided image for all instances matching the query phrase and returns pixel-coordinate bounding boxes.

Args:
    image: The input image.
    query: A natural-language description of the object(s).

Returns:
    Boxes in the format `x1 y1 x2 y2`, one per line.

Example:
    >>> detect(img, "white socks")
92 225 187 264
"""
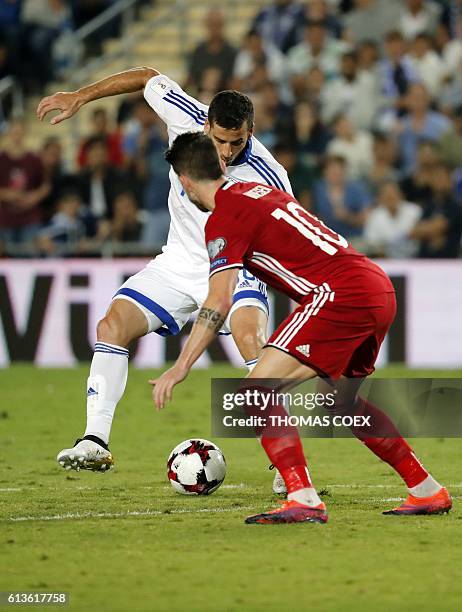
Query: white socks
84 342 129 445
245 358 258 372
408 474 442 498
288 487 323 507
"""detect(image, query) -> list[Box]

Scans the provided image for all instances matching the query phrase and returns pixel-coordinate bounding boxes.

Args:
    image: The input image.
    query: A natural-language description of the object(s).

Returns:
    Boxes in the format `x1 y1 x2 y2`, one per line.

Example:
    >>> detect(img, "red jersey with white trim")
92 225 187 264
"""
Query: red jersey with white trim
205 182 393 304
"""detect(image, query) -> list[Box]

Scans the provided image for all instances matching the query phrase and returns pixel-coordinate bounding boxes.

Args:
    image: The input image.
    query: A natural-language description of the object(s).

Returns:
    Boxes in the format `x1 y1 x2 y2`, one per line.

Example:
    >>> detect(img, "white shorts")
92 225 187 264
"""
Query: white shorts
112 257 268 336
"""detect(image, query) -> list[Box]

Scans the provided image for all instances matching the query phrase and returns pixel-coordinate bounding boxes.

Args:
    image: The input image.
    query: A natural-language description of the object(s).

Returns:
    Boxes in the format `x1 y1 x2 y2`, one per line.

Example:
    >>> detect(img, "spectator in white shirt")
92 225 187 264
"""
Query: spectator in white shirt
233 31 286 92
398 0 441 41
321 50 381 129
408 33 446 99
327 114 373 179
364 180 422 257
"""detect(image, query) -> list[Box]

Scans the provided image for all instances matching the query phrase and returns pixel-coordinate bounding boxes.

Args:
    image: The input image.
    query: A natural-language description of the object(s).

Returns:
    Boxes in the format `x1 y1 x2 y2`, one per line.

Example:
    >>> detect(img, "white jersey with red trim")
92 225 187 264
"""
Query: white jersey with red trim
143 74 292 278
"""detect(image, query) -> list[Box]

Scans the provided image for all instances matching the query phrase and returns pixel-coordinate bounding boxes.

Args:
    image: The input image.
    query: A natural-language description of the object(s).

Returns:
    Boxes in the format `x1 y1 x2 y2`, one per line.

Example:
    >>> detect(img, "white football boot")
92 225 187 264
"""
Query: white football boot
270 465 287 495
57 435 114 472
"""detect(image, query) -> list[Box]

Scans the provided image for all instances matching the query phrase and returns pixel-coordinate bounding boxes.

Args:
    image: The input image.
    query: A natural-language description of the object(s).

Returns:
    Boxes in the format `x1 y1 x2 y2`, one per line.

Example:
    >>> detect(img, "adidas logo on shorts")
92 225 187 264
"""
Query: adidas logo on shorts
296 344 311 357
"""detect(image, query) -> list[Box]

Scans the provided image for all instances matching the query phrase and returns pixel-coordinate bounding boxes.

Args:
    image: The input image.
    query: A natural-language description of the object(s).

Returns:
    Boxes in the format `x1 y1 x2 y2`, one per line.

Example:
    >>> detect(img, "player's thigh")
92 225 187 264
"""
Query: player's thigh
98 298 150 346
248 346 318 381
112 263 197 337
229 306 268 346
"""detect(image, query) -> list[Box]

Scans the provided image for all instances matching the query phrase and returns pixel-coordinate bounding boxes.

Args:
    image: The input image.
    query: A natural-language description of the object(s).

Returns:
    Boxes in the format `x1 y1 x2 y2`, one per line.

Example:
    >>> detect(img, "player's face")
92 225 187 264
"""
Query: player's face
205 121 252 166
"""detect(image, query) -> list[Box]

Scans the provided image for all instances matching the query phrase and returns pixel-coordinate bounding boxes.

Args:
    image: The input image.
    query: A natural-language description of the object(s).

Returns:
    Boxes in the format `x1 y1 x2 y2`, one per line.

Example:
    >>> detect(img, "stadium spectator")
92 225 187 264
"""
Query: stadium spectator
20 0 73 90
250 0 305 54
0 120 49 254
305 0 343 39
366 132 400 194
410 163 462 258
398 83 452 175
438 106 462 168
344 0 401 44
313 155 371 237
122 99 170 248
111 191 143 245
232 31 285 94
398 0 441 41
291 100 332 162
438 60 462 114
440 16 462 78
321 50 381 129
290 65 326 104
327 114 374 179
363 180 421 256
273 141 316 211
40 136 68 221
77 107 123 168
400 140 439 203
357 39 380 76
37 191 90 257
286 19 350 82
379 30 420 117
184 9 237 94
77 136 127 224
408 33 446 99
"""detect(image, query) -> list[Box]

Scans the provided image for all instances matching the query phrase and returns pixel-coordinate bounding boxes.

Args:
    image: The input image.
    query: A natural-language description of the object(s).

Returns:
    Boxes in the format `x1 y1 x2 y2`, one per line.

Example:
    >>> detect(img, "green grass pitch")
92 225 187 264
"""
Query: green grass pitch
1 365 461 611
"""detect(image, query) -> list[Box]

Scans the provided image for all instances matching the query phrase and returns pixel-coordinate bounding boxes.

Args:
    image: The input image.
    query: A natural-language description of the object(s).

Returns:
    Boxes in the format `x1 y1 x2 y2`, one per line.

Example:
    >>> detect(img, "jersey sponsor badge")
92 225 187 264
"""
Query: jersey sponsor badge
207 237 227 259
243 185 272 199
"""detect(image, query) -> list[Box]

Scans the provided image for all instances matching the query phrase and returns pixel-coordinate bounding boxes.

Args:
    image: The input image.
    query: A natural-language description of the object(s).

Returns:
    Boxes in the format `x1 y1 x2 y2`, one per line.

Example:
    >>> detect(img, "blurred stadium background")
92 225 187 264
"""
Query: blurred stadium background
0 0 461 370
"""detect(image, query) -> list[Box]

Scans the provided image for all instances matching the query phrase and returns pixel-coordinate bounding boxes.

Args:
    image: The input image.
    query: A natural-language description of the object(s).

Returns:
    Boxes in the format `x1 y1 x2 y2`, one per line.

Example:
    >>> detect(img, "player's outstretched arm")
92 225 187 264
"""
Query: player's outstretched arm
36 66 159 125
150 269 239 409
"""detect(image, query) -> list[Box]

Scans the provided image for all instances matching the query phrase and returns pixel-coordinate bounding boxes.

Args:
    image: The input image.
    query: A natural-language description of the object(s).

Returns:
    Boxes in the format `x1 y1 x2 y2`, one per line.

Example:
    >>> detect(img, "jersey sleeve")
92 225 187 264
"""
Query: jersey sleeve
143 74 208 141
205 195 254 278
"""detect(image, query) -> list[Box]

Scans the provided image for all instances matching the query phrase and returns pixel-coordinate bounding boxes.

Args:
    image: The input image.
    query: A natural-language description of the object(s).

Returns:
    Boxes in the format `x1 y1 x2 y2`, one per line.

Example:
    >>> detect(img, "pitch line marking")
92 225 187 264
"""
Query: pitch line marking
3 506 260 523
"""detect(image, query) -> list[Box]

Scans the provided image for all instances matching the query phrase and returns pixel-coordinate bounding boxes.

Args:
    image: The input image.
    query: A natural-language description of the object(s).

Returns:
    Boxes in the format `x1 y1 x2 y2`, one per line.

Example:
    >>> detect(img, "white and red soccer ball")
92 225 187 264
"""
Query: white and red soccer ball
167 439 226 495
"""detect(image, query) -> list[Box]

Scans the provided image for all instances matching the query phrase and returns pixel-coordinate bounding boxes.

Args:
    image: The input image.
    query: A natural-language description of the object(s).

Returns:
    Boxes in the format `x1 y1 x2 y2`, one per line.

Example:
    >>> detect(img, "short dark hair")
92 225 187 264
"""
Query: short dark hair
208 90 254 130
165 132 222 181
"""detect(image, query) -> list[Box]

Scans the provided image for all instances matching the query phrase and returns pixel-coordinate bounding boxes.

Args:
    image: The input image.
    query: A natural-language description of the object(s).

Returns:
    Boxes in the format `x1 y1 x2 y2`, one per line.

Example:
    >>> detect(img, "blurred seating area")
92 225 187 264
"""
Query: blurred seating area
0 0 462 258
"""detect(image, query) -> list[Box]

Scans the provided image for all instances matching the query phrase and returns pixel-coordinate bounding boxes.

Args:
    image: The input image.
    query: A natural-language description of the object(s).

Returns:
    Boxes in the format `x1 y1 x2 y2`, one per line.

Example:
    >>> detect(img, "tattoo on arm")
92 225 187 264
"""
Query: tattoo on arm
196 308 226 334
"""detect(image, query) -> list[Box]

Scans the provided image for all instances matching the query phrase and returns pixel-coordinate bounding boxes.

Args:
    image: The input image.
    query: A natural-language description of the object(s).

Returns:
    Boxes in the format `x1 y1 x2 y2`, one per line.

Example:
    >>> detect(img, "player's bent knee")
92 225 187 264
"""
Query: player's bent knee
96 301 148 347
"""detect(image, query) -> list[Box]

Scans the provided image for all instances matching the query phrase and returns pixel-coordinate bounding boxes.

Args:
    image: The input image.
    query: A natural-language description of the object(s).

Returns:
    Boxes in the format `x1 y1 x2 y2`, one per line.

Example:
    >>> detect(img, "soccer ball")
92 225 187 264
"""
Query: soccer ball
167 439 226 495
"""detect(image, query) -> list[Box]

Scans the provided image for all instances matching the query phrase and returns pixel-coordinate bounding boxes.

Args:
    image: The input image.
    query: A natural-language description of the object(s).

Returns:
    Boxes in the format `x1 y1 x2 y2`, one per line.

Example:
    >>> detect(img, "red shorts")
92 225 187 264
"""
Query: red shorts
266 288 396 379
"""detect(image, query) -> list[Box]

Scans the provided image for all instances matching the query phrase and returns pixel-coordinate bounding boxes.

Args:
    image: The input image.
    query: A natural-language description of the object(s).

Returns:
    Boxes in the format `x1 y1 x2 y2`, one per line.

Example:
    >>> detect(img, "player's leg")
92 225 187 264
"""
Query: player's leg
324 291 451 515
227 270 269 369
322 375 451 515
57 263 196 472
243 346 328 524
229 305 267 367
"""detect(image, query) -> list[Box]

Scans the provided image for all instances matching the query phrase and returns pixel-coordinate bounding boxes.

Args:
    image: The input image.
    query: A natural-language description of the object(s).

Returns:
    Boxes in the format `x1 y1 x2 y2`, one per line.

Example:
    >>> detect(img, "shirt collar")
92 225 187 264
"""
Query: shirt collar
228 137 253 166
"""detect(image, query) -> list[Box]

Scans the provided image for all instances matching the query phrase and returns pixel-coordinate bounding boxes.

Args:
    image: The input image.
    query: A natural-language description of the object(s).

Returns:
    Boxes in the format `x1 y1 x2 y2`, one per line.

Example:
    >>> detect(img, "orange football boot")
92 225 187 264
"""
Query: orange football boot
245 500 328 524
383 487 452 516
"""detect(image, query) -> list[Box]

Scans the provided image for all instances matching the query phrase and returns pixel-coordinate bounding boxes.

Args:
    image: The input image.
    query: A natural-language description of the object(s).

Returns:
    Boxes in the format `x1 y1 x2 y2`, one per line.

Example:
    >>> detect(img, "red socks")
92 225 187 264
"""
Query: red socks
262 435 311 493
351 397 428 488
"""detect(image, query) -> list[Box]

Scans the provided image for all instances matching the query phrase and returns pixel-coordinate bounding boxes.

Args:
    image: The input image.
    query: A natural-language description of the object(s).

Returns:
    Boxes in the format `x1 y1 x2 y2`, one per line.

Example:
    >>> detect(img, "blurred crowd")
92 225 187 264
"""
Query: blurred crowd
1 0 462 258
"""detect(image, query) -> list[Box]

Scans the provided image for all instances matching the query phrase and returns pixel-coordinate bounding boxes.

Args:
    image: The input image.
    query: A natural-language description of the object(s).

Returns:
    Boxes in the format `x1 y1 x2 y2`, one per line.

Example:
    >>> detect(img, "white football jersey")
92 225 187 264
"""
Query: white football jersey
143 74 293 277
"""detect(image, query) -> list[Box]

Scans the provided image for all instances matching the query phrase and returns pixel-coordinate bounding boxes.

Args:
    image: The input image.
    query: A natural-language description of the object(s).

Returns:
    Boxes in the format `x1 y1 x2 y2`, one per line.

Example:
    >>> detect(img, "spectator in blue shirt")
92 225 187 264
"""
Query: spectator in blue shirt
313 155 371 238
398 83 452 175
250 0 305 54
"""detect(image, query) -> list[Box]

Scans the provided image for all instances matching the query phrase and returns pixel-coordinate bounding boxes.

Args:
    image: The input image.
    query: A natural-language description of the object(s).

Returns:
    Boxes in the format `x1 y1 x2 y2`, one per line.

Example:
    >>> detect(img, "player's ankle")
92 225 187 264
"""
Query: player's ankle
288 487 323 507
408 474 442 498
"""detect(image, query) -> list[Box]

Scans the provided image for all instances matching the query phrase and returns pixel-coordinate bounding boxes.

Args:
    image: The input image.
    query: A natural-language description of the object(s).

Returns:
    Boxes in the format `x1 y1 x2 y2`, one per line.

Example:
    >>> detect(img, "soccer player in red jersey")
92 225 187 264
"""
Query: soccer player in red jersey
152 132 451 524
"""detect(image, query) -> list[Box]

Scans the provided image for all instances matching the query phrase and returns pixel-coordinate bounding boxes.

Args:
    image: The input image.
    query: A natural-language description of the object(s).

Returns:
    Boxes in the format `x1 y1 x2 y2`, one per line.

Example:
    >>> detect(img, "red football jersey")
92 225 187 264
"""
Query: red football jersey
205 181 393 304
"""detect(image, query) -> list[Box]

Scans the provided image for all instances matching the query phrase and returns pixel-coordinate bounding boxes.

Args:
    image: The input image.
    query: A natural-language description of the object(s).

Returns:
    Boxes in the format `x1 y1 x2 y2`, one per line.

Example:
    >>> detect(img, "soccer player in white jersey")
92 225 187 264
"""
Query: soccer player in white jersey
37 67 291 491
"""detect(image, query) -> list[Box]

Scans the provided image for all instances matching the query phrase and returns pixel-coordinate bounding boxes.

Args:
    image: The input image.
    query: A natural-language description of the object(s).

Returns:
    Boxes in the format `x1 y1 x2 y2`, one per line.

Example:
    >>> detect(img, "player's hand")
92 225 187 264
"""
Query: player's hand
149 364 189 410
36 91 83 125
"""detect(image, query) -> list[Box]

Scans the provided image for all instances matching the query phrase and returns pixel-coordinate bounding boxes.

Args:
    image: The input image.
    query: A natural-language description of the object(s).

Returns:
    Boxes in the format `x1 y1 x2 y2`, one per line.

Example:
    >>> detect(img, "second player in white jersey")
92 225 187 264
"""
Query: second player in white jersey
113 73 292 337
37 66 292 493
